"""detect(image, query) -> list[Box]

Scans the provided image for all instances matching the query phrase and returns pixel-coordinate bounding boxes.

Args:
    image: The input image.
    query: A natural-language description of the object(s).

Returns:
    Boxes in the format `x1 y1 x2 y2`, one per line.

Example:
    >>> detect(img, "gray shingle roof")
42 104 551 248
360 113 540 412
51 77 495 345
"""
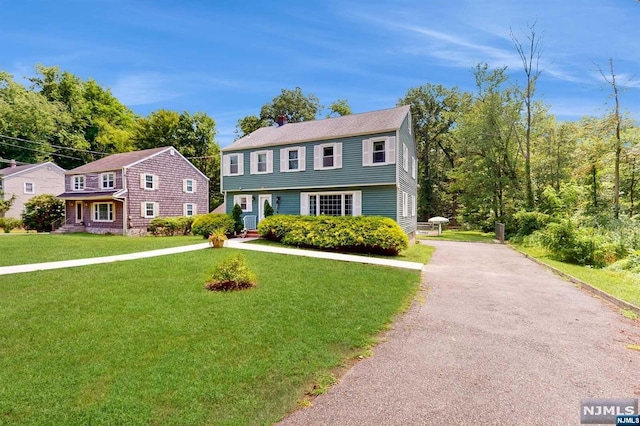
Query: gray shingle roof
66 147 170 174
0 162 65 177
222 105 410 152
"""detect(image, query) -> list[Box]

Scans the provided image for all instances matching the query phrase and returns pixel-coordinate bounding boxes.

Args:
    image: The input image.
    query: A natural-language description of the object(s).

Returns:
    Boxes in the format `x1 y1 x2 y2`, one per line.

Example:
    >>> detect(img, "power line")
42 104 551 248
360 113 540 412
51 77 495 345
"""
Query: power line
0 134 110 157
0 140 83 161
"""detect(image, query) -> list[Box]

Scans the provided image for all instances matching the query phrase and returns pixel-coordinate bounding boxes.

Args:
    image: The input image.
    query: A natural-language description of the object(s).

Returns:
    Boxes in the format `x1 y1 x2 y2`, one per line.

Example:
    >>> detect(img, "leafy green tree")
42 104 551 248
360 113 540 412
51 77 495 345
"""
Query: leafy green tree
398 84 471 220
235 115 267 139
0 190 16 216
326 99 352 117
260 87 321 125
22 194 65 232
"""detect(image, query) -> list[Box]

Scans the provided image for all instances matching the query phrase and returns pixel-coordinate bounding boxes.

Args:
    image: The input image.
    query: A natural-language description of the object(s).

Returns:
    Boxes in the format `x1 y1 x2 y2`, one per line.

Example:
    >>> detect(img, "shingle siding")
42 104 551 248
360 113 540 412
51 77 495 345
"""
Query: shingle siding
126 150 209 234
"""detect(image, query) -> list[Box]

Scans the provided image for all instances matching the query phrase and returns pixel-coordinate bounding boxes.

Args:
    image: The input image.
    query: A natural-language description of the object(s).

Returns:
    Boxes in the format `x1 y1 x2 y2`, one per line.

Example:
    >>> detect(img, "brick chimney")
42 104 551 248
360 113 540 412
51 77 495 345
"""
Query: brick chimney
277 115 287 126
10 159 16 168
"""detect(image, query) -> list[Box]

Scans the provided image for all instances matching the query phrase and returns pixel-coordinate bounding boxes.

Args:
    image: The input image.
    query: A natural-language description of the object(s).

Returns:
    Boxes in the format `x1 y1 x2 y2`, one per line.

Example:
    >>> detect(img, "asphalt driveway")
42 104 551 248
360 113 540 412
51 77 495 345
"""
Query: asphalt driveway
279 240 640 425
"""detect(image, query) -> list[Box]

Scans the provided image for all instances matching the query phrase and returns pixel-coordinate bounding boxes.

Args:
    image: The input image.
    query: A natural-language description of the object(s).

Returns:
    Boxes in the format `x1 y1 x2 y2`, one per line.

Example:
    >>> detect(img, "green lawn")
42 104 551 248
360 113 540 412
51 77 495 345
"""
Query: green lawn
417 229 495 243
0 248 421 425
0 233 203 266
247 239 435 264
513 244 640 308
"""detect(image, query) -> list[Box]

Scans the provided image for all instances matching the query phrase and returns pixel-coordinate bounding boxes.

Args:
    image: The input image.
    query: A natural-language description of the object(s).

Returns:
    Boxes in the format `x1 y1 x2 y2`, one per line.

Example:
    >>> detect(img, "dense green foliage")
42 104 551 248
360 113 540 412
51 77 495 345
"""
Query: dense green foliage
205 254 256 291
258 214 409 255
263 199 274 217
0 217 21 233
21 194 64 232
0 190 16 216
148 216 194 236
191 213 234 238
231 203 243 233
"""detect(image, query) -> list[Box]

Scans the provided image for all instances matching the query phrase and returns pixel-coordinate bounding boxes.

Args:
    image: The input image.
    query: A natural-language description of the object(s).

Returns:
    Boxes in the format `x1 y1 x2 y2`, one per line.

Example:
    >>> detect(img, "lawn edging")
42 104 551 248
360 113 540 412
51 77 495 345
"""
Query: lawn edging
510 245 640 316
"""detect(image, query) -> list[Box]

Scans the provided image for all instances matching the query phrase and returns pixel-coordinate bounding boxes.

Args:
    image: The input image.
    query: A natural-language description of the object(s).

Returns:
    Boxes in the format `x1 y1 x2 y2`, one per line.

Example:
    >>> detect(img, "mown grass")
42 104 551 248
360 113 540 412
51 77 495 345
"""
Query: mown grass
513 244 640 308
0 233 203 266
0 248 421 425
417 229 495 243
247 239 435 264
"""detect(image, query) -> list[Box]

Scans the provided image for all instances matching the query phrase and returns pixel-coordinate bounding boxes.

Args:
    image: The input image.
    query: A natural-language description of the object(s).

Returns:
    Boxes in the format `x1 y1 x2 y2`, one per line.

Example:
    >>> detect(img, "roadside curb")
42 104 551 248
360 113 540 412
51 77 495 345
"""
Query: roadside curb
511 246 640 317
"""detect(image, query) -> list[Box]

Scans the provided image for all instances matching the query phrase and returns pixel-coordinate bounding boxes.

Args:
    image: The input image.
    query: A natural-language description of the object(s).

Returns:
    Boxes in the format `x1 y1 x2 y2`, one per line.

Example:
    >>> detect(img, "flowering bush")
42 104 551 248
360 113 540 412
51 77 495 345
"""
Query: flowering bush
205 254 256 291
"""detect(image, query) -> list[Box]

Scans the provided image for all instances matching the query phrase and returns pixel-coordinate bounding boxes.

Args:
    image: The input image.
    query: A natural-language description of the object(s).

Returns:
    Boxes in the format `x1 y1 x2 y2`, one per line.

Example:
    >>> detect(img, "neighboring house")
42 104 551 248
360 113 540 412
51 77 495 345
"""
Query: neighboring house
0 160 66 218
220 105 418 241
57 146 209 235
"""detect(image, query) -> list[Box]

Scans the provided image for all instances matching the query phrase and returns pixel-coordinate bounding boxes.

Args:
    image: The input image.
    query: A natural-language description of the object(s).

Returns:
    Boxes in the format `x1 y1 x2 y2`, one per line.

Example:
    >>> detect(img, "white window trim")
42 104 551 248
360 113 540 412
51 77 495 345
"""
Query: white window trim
300 190 362 216
23 182 34 194
363 136 396 167
233 194 252 213
280 146 306 172
411 195 417 217
141 201 159 219
140 173 158 191
73 175 85 191
183 178 196 193
223 153 244 176
314 142 342 170
412 157 417 180
402 191 408 218
403 144 409 172
100 172 115 190
250 150 273 175
93 202 114 222
183 203 197 216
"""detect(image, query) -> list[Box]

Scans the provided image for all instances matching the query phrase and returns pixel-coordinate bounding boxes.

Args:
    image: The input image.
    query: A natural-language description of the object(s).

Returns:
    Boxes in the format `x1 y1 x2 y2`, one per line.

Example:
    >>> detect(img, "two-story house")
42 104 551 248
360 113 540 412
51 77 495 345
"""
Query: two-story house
57 146 209 235
0 160 66 219
221 105 418 241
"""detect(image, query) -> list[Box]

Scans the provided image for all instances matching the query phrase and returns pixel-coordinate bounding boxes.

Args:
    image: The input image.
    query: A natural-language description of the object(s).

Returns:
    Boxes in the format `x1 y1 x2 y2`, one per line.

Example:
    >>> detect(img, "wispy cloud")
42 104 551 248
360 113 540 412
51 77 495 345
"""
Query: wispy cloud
111 73 181 106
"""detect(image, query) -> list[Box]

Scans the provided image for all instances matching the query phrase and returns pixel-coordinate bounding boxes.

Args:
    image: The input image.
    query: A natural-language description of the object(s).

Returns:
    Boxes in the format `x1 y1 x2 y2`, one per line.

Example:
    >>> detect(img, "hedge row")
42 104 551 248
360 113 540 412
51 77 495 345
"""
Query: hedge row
257 215 408 255
148 216 195 236
191 213 235 238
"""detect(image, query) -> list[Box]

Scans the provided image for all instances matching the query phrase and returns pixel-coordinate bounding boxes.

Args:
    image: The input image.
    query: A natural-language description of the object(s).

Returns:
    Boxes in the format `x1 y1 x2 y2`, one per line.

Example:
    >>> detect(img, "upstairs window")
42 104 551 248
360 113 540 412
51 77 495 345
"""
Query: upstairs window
183 179 196 193
73 175 85 191
403 144 409 172
250 150 273 174
314 143 342 170
140 173 157 190
24 182 34 194
101 172 115 189
363 137 395 166
280 147 306 172
223 153 244 176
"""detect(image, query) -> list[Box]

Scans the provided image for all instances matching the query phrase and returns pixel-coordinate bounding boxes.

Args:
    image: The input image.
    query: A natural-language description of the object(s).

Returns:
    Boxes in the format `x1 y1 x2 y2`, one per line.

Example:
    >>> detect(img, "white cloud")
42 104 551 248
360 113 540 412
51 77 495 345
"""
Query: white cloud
111 73 181 106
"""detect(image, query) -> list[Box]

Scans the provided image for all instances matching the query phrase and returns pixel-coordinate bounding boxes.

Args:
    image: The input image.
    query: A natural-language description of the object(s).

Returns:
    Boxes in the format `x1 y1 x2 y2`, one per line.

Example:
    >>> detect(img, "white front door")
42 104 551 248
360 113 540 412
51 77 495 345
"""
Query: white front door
258 194 272 222
75 201 83 224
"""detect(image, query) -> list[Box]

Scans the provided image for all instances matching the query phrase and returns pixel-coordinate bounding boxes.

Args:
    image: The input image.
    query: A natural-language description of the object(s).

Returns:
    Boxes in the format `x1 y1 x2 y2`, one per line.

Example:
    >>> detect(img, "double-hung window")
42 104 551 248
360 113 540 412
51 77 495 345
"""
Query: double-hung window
142 202 158 218
313 143 342 170
301 191 361 216
73 175 85 191
362 137 395 166
183 203 196 216
250 150 273 174
93 202 114 222
280 147 306 172
101 172 115 190
183 178 196 193
140 173 157 190
403 144 409 172
223 153 244 176
233 195 252 212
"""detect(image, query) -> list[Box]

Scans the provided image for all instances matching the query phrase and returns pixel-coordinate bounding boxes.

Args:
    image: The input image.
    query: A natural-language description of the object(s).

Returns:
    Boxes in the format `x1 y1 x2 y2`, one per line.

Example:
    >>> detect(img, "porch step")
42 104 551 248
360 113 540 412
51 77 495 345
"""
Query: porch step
245 230 260 238
52 224 85 234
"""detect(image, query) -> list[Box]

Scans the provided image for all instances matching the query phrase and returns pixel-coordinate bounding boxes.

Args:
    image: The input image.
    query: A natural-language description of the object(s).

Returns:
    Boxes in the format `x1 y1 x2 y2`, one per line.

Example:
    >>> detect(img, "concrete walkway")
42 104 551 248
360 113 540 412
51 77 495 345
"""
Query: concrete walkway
279 240 640 425
0 239 423 275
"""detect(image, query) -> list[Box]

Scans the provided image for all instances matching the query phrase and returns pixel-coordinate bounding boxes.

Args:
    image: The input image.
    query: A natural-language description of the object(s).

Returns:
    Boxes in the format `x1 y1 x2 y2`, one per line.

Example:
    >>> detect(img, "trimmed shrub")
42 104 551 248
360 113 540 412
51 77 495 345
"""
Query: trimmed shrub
148 216 194 236
192 213 234 238
264 200 274 217
205 254 256 291
258 214 408 255
231 204 243 233
0 217 22 233
21 194 65 232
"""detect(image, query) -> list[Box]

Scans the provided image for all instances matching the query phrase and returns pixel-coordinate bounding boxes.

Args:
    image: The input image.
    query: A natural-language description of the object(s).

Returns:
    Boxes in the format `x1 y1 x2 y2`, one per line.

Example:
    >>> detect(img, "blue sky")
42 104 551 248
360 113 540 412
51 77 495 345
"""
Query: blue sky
1 0 639 147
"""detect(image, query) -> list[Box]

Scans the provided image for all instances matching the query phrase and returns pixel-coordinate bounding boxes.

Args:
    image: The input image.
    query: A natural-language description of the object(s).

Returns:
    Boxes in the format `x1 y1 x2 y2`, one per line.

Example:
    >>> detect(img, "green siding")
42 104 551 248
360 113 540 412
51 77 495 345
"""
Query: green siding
396 114 418 235
222 132 397 192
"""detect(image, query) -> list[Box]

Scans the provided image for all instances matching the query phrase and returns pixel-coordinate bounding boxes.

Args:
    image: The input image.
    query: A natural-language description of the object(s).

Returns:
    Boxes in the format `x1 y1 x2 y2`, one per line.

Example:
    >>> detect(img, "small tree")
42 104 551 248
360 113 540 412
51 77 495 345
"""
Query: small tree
264 200 274 217
0 190 16 217
22 194 65 232
231 203 243 233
